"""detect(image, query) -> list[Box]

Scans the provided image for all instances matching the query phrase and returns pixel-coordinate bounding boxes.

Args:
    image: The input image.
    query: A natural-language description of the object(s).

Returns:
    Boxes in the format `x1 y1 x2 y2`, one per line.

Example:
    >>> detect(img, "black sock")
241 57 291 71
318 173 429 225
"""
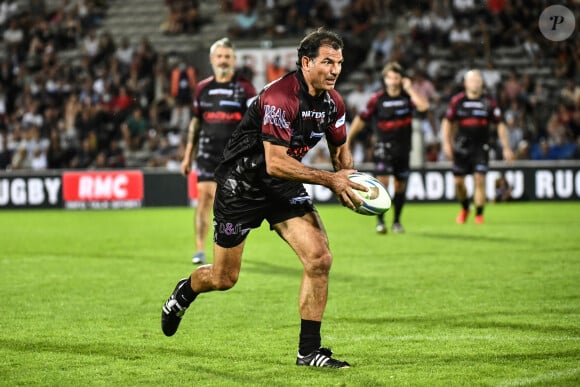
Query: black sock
298 319 321 356
461 199 470 211
377 213 385 224
393 192 405 224
476 206 484 216
176 276 198 308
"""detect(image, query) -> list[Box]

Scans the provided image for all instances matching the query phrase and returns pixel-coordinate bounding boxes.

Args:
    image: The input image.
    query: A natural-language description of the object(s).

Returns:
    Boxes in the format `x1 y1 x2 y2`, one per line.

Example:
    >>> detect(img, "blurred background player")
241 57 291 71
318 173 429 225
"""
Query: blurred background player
347 61 429 234
181 38 257 264
441 69 513 224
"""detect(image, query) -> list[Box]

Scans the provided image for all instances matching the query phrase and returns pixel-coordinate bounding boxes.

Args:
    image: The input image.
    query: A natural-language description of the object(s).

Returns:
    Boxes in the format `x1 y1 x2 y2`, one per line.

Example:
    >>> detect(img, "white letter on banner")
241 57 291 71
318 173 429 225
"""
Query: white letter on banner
406 172 425 200
79 176 93 199
11 178 26 205
555 170 573 198
425 172 444 199
113 175 128 199
535 170 553 198
44 178 61 204
0 180 8 205
28 178 44 205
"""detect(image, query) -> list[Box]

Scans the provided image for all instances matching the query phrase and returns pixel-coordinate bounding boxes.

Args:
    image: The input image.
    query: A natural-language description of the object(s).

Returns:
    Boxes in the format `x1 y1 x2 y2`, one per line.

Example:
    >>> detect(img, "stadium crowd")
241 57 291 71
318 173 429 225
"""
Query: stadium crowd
0 0 579 171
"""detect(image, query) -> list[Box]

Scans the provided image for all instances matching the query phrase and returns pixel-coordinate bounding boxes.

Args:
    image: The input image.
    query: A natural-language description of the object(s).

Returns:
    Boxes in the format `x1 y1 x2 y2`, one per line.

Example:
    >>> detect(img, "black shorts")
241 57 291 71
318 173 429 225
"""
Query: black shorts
212 179 315 248
373 143 410 181
453 145 489 176
196 156 221 182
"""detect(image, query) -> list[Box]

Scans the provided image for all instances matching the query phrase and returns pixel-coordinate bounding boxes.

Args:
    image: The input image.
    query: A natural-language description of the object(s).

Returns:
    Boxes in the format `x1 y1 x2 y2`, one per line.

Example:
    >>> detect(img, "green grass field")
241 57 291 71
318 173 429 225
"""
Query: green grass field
0 202 579 386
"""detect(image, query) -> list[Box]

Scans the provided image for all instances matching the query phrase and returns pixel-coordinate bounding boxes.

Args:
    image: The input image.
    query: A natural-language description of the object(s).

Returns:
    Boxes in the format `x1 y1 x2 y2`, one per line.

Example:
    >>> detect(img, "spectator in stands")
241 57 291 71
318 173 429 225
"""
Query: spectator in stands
407 5 432 50
554 42 575 80
480 59 502 96
114 36 134 74
451 0 478 23
74 103 97 144
265 55 287 83
104 138 125 168
90 30 115 66
21 100 44 132
2 18 23 52
11 123 48 170
569 109 580 155
0 1 20 31
503 111 528 160
162 0 185 35
529 137 575 161
121 107 150 151
169 60 196 132
368 28 394 69
61 9 82 49
522 31 541 65
180 0 202 33
107 84 133 125
46 126 70 169
70 136 96 168
560 79 580 108
494 174 512 202
344 0 375 41
228 4 260 38
149 57 174 128
502 69 523 105
411 68 439 104
0 128 9 169
431 3 455 46
448 18 473 58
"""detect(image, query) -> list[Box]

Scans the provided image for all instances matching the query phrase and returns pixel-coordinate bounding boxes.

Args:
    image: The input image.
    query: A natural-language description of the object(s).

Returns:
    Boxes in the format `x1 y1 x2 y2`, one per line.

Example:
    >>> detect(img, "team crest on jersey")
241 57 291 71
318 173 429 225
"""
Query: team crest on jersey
263 105 289 129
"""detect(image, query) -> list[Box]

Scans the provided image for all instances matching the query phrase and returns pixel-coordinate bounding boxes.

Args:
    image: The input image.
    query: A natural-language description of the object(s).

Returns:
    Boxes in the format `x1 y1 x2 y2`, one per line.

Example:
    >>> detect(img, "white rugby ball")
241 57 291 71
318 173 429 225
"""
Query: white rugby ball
348 172 391 216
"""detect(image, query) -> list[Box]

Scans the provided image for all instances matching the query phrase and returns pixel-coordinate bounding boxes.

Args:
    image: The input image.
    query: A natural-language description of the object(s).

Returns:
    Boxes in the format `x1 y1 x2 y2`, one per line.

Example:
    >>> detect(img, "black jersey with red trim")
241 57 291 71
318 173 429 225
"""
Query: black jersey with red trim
358 89 415 155
193 74 257 161
214 70 347 186
445 91 502 149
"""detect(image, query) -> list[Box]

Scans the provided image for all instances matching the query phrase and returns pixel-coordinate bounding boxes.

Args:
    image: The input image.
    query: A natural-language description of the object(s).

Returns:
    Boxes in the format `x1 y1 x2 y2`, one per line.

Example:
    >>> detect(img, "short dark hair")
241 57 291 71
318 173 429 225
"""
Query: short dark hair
296 28 344 68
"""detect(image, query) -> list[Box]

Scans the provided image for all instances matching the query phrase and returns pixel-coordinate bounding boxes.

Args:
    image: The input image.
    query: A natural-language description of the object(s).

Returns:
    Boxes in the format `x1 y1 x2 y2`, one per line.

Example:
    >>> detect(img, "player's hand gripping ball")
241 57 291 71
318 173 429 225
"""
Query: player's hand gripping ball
348 172 391 216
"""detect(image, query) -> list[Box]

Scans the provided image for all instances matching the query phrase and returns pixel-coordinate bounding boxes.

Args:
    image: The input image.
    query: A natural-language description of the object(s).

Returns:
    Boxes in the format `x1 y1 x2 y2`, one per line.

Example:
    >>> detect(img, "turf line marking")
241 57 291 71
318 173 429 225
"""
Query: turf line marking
498 368 580 386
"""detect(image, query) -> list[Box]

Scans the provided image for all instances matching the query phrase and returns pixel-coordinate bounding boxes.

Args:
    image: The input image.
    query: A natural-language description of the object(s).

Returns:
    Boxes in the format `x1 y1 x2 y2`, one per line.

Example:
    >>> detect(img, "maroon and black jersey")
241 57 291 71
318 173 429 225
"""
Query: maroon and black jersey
445 91 502 151
359 89 415 156
193 74 256 162
215 70 347 190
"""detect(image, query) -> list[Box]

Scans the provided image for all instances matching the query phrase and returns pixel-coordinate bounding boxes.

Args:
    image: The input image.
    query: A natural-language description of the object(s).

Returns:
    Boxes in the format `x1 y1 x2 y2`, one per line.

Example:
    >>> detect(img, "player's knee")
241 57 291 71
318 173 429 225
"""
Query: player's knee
213 272 239 290
305 250 333 276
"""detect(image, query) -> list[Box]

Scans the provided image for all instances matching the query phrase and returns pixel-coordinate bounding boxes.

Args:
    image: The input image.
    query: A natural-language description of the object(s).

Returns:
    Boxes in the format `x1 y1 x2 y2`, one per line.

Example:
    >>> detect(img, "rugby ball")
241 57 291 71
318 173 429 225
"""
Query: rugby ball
348 172 391 216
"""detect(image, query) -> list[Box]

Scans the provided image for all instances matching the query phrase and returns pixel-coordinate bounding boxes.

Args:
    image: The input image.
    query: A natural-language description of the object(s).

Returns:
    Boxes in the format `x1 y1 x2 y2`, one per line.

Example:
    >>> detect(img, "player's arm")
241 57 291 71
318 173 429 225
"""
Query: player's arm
441 117 456 161
181 117 201 176
402 77 430 112
496 121 515 161
263 141 363 210
328 141 353 172
345 115 366 149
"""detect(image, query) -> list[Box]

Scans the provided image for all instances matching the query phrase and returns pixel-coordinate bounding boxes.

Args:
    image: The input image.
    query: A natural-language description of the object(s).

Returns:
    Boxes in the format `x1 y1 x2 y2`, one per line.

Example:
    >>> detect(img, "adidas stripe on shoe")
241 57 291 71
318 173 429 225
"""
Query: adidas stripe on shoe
296 347 350 368
161 278 189 337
